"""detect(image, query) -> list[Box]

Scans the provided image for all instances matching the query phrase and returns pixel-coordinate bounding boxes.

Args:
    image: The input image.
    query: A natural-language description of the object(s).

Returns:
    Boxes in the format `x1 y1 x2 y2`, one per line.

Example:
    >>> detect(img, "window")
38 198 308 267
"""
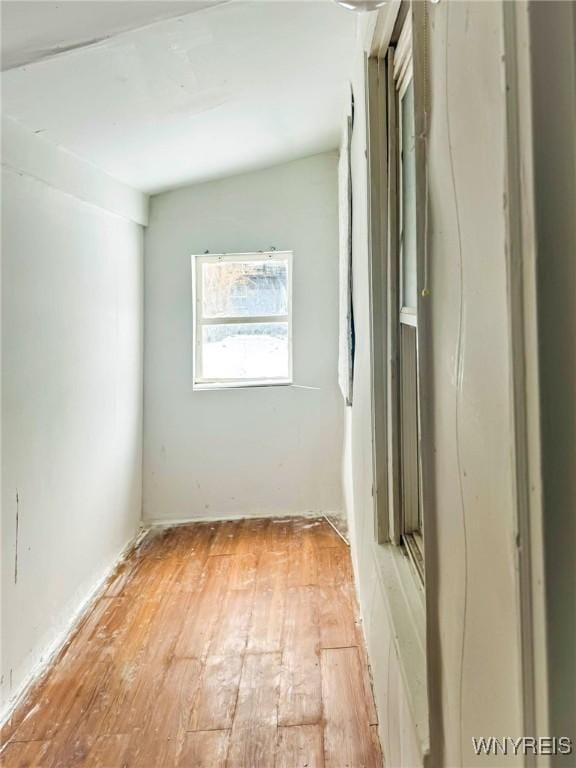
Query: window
192 251 293 389
393 14 424 582
366 8 425 585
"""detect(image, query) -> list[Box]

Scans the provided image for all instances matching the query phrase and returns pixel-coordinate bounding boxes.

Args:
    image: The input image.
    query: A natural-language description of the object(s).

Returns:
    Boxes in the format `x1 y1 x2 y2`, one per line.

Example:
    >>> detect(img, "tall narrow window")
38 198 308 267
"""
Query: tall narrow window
192 251 293 389
393 13 424 581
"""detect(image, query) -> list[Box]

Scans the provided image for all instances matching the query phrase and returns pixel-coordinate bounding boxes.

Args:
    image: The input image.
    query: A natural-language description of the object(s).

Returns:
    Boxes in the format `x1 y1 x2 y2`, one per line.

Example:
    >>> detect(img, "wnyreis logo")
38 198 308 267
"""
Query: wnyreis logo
472 737 573 757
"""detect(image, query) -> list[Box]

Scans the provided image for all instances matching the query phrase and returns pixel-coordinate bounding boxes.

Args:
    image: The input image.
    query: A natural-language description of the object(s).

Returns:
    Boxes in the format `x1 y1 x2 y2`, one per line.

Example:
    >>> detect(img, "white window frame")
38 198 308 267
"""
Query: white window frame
393 13 425 582
191 250 293 390
367 8 426 583
364 3 431 760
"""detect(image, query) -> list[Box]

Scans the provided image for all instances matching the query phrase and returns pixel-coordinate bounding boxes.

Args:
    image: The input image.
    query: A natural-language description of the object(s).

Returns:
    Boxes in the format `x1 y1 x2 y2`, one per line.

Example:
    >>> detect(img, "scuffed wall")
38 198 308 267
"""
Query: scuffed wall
1 158 144 719
143 153 344 522
346 2 524 765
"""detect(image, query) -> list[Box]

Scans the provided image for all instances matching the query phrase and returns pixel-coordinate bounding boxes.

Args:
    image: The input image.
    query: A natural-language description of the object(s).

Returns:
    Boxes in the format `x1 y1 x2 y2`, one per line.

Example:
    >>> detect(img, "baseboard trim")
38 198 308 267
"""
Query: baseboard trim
0 526 146 729
144 509 344 528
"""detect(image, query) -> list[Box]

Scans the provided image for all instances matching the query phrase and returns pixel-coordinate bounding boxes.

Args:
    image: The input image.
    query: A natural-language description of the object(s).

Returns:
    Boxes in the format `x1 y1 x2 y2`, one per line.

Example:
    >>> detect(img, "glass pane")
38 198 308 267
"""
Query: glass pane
201 322 289 380
400 81 418 310
202 259 288 318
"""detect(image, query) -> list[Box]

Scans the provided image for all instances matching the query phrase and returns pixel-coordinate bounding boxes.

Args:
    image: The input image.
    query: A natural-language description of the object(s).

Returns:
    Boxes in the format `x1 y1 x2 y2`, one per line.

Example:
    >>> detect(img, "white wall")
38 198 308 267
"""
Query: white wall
426 4 522 762
143 152 344 523
346 3 524 765
1 124 146 719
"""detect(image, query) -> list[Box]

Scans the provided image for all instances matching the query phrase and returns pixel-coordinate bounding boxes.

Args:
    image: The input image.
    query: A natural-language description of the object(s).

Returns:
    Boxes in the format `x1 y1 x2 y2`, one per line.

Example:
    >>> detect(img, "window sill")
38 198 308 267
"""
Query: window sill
371 540 430 759
193 379 293 392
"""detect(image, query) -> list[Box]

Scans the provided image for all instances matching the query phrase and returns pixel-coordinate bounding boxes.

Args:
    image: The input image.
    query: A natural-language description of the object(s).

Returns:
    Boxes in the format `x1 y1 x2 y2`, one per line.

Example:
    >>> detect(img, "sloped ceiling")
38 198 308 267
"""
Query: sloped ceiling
2 1 357 193
1 1 225 71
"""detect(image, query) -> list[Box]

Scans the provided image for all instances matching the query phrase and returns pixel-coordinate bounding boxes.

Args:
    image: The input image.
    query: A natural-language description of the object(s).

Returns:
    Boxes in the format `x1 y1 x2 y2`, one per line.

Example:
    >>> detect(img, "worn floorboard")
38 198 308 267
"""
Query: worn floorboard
322 647 381 768
1 517 381 767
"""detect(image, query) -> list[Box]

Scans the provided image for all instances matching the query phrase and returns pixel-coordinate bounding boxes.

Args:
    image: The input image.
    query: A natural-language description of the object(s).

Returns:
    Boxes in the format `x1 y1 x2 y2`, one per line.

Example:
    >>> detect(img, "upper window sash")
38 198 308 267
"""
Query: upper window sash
394 13 417 316
193 251 292 326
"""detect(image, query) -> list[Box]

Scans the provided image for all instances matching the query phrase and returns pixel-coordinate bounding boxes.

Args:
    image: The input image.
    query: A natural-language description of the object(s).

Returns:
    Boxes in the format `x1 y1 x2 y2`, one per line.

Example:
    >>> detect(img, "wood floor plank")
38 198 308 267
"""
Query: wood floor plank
171 556 207 593
141 591 193 665
0 739 57 768
226 553 258 591
189 655 243 731
282 586 318 650
208 520 241 556
171 523 216 559
208 588 253 657
286 535 318 587
360 649 379 727
146 658 202 741
234 518 271 555
57 596 123 673
127 735 179 767
177 730 230 767
318 547 353 586
265 518 293 551
255 550 289 591
100 661 164 736
174 556 231 659
49 662 114 768
226 653 281 768
11 657 105 743
109 598 160 667
278 587 322 726
246 589 286 654
317 585 360 649
276 724 324 768
140 523 212 562
83 734 132 767
75 595 147 670
3 599 113 744
80 597 130 658
122 555 177 602
321 647 381 768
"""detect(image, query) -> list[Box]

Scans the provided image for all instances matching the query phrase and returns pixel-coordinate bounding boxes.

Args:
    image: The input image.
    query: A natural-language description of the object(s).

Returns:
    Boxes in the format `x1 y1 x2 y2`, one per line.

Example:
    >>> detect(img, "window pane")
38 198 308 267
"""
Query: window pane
202 260 288 318
201 323 289 380
400 80 418 310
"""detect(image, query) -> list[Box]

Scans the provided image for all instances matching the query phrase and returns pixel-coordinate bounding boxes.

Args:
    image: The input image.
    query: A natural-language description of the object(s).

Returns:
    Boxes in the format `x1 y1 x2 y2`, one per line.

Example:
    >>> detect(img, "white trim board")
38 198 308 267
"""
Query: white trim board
371 541 428 755
0 527 147 730
144 509 345 528
145 511 350 547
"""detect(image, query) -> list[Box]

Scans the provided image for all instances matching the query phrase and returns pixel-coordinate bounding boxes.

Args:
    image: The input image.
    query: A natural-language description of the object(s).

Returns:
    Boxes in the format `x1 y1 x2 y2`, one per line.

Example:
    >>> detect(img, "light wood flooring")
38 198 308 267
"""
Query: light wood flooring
1 517 382 767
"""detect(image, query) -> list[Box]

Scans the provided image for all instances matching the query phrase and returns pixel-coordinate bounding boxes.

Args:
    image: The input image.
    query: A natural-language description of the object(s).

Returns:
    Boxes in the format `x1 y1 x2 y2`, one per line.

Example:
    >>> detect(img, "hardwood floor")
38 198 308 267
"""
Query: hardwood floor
1 518 382 767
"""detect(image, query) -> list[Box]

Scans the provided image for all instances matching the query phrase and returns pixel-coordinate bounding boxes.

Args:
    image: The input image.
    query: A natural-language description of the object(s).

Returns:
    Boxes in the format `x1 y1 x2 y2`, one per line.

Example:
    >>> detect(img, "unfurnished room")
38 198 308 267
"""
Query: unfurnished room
1 1 575 767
